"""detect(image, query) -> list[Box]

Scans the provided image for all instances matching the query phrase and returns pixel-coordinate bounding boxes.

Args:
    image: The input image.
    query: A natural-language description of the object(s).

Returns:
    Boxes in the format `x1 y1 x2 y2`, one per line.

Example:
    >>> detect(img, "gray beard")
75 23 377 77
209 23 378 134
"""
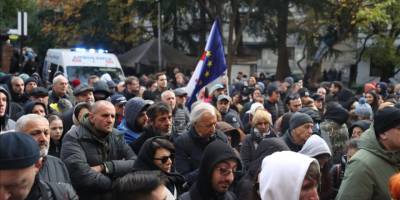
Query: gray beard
40 145 49 157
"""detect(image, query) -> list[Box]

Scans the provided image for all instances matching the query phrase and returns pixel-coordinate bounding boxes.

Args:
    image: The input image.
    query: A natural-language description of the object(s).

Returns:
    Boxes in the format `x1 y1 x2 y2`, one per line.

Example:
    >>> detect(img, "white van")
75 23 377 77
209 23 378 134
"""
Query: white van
43 48 125 84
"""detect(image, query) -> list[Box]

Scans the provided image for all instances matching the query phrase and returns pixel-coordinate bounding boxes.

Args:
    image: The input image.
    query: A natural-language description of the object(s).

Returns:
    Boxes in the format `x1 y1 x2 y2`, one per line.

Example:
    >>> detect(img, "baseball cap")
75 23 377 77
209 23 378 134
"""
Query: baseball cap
73 84 94 96
111 94 127 105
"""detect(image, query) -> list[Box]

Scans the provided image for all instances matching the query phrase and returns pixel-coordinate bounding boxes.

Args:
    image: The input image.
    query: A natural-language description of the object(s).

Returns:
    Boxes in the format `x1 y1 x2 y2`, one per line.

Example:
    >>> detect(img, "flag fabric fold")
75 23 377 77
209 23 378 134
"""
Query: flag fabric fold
186 20 227 109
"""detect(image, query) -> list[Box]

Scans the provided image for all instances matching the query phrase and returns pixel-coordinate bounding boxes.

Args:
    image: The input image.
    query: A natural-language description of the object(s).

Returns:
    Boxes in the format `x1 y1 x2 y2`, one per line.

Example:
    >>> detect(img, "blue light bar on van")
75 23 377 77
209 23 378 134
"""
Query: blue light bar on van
97 49 107 53
70 48 108 53
74 48 86 52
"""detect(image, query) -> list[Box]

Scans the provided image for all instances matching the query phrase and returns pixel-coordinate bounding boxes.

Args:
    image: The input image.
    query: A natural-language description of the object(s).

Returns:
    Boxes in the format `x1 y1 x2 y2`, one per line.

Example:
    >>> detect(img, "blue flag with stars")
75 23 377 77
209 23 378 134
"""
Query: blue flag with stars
186 20 227 109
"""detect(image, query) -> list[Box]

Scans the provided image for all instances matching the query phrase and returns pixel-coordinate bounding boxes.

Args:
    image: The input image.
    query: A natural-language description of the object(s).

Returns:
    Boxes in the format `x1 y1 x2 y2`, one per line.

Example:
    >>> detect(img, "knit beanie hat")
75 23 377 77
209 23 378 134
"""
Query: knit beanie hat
354 97 373 119
374 107 400 137
289 112 313 130
0 132 40 169
364 83 376 93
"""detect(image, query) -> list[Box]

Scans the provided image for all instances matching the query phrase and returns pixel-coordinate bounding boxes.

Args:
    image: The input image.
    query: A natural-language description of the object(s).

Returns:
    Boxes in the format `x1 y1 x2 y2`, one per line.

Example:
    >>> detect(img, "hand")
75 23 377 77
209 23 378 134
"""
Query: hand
91 165 104 173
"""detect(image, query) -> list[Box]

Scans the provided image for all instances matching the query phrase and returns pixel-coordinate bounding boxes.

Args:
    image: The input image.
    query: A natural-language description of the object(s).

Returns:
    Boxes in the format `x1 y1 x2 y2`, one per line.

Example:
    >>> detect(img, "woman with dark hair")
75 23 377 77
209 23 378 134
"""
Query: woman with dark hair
365 91 380 113
48 114 63 157
134 137 186 198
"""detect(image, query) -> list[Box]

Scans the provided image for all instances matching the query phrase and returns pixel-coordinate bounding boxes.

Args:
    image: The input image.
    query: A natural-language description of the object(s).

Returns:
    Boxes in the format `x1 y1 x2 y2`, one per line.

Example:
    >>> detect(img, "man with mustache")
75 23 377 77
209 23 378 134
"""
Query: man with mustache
15 114 71 184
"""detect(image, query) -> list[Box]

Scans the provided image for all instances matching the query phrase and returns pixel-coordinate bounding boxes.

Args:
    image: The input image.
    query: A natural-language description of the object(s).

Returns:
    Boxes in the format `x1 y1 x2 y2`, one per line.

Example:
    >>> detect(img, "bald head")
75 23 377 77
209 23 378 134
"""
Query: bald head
89 101 115 135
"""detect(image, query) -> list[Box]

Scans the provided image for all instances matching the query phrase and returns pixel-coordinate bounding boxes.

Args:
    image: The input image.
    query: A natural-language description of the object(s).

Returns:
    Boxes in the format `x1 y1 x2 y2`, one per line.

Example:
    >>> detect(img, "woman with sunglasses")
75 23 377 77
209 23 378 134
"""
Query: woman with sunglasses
134 137 186 198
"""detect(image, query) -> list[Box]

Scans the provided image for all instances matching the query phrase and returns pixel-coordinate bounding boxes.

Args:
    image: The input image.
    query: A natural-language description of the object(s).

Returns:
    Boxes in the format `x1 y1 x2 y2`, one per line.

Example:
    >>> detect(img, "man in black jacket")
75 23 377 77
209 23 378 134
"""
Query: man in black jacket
0 132 78 200
175 102 229 186
61 100 136 200
180 140 241 200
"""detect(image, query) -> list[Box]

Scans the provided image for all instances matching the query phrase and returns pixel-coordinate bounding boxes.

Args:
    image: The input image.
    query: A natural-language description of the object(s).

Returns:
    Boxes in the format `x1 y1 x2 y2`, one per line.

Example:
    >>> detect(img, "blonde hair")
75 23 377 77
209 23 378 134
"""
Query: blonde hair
251 109 272 126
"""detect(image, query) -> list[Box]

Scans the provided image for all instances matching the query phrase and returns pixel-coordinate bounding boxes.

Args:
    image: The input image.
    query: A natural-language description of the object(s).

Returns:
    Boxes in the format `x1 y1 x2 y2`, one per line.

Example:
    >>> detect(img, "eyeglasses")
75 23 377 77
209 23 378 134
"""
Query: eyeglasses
196 122 217 129
216 167 237 176
154 154 175 164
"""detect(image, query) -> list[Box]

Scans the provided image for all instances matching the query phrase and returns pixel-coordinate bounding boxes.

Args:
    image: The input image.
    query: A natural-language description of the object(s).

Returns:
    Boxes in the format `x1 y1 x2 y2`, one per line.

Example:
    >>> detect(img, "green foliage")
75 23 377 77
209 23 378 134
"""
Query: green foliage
0 0 36 30
364 36 400 68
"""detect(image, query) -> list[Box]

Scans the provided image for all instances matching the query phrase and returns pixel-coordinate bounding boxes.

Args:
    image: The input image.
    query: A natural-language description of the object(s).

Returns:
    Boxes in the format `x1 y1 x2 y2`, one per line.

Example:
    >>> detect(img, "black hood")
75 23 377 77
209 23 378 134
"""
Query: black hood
247 138 289 177
324 102 349 125
133 137 170 171
23 101 47 115
0 86 10 117
125 98 150 131
195 140 242 199
299 107 321 123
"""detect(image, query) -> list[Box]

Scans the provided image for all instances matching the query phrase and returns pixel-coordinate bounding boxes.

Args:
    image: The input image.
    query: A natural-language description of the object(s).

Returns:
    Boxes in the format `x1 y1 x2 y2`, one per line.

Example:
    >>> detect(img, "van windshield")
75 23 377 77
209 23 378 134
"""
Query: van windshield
67 66 124 84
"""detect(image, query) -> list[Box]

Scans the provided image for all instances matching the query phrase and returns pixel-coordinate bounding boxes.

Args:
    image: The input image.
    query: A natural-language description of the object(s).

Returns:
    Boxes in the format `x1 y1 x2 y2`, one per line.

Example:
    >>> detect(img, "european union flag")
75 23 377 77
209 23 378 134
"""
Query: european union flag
186 20 227 109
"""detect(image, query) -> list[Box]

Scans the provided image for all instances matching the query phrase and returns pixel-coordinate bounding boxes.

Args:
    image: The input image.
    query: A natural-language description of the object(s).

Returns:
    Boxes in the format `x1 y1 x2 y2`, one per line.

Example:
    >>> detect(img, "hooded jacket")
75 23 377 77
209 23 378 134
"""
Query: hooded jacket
117 98 149 144
259 151 319 200
23 101 48 115
0 86 15 132
324 102 349 125
336 127 400 200
180 140 241 200
299 134 332 158
133 137 186 197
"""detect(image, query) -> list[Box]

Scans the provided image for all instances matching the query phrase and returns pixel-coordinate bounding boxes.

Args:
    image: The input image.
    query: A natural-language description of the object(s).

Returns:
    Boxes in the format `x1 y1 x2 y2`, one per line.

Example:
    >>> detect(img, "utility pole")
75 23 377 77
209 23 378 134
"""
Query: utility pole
157 0 162 72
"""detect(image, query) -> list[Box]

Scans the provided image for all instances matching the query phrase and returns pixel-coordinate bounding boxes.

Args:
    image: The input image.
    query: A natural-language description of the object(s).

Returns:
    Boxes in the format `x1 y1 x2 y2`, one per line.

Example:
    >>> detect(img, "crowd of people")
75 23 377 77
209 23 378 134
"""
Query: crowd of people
1 69 400 200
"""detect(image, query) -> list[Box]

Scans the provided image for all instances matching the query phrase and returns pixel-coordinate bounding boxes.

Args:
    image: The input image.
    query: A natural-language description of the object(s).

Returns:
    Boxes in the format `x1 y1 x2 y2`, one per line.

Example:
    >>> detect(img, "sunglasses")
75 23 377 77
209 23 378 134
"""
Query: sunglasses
154 154 175 164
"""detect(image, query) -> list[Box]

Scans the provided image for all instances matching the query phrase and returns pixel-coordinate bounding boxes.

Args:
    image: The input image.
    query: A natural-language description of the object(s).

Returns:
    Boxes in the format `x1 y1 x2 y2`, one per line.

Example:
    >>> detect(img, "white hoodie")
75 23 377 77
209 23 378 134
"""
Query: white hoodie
299 134 332 158
259 151 319 200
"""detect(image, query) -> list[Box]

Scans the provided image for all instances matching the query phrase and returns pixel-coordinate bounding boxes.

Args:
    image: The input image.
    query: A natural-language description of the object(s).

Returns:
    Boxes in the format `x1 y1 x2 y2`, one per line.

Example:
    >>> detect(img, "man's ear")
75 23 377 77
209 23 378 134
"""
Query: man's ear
88 112 94 121
34 157 43 172
379 132 388 141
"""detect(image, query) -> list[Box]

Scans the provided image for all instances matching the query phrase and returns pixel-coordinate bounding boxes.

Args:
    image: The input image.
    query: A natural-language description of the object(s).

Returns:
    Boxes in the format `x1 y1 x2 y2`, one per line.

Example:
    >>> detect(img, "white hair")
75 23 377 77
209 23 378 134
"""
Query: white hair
53 75 67 85
16 114 49 157
161 90 175 101
190 102 216 125
16 114 48 132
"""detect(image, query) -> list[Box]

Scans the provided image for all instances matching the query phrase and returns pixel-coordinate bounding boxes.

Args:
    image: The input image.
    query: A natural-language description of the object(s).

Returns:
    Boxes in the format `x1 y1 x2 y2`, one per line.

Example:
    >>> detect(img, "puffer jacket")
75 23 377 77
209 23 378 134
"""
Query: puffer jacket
61 116 136 200
336 127 400 200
